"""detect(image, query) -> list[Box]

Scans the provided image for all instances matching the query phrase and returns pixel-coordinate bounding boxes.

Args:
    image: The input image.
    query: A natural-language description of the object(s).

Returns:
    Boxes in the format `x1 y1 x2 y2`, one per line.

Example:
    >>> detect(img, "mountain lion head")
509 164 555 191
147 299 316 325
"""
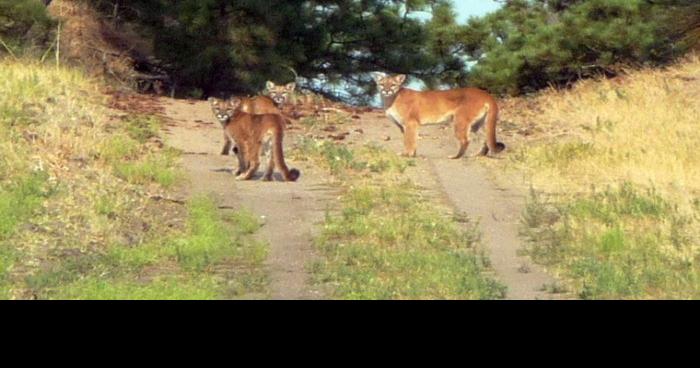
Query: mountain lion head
373 74 407 97
209 97 236 125
265 81 296 106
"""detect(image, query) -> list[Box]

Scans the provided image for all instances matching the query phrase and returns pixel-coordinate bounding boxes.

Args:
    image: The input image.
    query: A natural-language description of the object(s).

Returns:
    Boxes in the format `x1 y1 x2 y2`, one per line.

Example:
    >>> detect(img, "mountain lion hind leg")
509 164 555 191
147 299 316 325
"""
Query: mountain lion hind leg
450 107 487 159
261 135 275 181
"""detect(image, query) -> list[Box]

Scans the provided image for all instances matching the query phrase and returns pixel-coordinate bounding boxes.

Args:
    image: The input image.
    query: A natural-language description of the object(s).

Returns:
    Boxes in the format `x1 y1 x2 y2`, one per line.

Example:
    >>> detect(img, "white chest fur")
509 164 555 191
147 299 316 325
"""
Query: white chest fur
384 104 406 133
385 105 401 122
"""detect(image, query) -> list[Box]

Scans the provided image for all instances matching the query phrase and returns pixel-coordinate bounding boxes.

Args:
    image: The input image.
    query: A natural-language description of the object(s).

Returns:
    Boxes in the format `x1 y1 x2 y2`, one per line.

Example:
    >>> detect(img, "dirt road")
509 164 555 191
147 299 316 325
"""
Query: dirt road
159 98 331 300
157 98 565 300
341 112 567 300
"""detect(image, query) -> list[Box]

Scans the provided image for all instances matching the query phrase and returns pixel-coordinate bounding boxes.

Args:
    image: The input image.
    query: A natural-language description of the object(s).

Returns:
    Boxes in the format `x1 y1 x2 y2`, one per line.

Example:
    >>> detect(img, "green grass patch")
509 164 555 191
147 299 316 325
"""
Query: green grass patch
0 171 49 238
171 196 266 271
124 115 161 143
295 138 412 176
522 184 700 299
113 149 182 188
298 135 502 299
50 276 221 300
26 196 268 300
313 182 505 300
100 134 141 163
0 171 50 299
0 246 16 299
102 119 182 189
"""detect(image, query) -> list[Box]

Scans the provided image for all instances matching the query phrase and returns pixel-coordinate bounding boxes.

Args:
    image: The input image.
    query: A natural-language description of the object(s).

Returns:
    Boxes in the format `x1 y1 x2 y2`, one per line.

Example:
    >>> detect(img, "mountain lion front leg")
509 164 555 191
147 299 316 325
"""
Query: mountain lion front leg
221 131 232 155
234 145 247 176
402 119 419 157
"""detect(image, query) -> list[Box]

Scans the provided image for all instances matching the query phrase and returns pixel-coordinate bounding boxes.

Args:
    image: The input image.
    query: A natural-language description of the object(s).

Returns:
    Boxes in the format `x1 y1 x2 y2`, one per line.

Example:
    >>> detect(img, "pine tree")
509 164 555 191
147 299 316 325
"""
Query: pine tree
0 0 55 55
80 1 700 99
93 0 454 102
460 0 690 95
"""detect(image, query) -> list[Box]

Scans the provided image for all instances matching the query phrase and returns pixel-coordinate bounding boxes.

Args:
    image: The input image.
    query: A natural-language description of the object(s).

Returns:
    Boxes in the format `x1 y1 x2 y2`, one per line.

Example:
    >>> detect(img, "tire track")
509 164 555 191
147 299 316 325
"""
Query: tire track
158 97 330 300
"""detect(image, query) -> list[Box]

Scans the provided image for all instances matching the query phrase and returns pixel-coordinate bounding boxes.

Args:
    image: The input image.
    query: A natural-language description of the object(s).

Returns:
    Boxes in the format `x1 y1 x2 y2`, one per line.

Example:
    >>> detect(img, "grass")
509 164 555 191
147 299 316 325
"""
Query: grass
0 169 51 299
295 137 505 299
294 137 413 176
101 116 183 188
313 183 505 299
506 56 700 194
27 195 268 300
0 59 267 299
124 115 161 144
171 197 266 272
49 277 222 300
523 184 700 299
499 55 700 299
113 150 181 188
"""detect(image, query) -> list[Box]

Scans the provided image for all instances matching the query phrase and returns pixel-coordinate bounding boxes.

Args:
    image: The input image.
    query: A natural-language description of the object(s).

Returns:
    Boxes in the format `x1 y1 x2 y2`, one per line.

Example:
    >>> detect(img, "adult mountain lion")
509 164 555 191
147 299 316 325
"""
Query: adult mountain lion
373 74 505 159
209 97 300 182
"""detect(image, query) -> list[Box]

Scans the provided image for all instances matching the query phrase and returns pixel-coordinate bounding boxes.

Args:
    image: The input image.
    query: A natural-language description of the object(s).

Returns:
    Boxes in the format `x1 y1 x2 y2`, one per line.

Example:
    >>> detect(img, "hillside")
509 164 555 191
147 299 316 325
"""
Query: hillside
3 0 700 300
489 55 700 299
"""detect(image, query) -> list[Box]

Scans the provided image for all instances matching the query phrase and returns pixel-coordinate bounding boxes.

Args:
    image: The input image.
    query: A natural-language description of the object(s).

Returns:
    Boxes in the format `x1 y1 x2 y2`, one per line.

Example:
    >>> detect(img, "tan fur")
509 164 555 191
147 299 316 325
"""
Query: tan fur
374 74 505 158
215 82 295 162
209 97 300 182
214 95 279 155
265 81 296 106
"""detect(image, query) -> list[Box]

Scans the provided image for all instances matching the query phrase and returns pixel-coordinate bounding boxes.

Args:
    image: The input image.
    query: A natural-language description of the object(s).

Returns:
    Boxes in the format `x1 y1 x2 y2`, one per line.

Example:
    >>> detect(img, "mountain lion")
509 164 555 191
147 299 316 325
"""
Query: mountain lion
209 97 300 182
373 73 505 159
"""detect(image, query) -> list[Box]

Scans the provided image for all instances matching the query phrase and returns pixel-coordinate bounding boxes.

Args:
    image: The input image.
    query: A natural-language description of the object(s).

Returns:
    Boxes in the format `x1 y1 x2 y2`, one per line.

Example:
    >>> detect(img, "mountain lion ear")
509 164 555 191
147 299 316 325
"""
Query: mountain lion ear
394 74 407 85
208 97 218 105
285 82 296 92
266 81 276 90
228 97 242 108
371 72 385 84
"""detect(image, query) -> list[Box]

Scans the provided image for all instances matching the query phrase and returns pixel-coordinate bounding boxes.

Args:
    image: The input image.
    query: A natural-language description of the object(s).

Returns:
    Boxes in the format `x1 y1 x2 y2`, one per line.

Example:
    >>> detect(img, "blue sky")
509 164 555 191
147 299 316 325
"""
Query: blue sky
453 0 502 23
411 1 502 24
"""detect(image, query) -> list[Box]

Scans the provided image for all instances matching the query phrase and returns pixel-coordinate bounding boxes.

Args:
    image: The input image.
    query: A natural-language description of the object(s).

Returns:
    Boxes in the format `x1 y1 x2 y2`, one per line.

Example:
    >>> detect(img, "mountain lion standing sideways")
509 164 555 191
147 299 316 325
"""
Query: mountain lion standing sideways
373 74 505 159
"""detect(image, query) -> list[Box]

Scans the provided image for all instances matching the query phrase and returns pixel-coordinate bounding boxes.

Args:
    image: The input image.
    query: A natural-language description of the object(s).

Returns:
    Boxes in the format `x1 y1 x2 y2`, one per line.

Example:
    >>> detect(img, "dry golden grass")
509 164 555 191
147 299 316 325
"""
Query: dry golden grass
495 55 700 299
506 55 700 201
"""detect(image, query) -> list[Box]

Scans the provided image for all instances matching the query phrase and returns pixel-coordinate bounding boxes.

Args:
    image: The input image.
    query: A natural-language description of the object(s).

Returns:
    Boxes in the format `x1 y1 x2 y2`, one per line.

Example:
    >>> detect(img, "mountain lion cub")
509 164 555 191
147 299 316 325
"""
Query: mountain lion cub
209 97 300 182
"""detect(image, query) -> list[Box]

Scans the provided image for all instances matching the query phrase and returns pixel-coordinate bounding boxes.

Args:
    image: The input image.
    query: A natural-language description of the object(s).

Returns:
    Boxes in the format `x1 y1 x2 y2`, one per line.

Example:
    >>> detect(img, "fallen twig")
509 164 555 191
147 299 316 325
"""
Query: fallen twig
149 195 186 205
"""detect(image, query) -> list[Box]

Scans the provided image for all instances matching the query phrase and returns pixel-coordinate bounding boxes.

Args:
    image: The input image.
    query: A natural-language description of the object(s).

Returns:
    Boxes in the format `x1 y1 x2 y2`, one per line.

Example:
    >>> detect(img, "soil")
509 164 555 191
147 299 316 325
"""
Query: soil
156 98 568 300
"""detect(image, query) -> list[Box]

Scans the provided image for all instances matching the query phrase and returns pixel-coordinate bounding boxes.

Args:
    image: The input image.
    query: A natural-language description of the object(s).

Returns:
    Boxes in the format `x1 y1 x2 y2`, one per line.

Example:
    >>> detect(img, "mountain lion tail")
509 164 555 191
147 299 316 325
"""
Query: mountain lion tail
272 127 300 182
482 100 506 154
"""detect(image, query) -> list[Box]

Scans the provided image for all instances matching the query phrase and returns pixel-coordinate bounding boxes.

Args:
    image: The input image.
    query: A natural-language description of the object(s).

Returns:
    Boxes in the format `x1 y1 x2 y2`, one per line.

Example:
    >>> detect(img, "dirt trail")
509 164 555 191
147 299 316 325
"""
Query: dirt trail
157 98 331 300
155 97 565 300
342 113 567 300
428 158 563 299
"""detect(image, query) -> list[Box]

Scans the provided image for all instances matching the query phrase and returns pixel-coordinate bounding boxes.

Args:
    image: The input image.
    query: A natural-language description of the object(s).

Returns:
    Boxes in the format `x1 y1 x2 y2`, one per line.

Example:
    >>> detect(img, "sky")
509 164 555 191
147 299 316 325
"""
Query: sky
453 0 503 23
